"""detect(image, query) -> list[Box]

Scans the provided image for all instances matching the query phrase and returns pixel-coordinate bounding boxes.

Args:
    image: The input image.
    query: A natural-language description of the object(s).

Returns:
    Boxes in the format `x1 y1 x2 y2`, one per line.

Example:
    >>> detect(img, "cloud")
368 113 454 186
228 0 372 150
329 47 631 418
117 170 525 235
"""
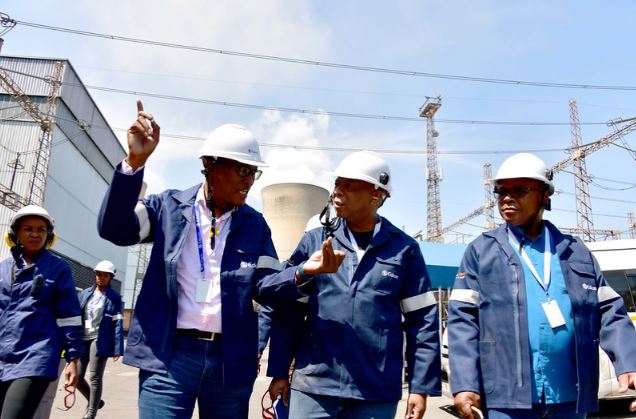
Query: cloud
248 110 335 208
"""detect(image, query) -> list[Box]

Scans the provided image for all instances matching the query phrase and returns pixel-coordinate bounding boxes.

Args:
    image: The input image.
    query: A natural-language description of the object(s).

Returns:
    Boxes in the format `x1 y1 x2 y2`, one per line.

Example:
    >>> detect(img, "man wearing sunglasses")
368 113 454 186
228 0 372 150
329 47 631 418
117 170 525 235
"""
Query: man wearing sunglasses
98 101 302 418
448 153 636 419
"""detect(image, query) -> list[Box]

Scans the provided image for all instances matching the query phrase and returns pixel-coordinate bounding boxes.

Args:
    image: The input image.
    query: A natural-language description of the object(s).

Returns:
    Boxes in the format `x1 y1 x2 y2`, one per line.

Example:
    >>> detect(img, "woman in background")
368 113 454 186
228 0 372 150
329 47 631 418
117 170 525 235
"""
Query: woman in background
0 205 83 419
77 260 124 419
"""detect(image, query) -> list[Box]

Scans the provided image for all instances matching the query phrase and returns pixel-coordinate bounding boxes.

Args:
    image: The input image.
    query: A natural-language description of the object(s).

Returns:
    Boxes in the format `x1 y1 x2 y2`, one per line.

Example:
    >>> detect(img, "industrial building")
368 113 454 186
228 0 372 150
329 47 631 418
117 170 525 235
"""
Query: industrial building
0 55 127 292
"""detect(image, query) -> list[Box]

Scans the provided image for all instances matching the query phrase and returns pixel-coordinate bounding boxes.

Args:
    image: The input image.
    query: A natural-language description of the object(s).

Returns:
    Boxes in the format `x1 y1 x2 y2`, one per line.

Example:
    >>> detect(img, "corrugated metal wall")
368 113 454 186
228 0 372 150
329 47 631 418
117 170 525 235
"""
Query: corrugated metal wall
0 56 58 96
0 55 129 294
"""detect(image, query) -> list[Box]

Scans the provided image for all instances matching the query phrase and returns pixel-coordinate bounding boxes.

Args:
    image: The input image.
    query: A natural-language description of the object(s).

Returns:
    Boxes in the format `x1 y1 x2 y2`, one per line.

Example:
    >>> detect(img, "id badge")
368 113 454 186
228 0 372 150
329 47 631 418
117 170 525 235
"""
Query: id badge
195 277 213 303
542 300 566 328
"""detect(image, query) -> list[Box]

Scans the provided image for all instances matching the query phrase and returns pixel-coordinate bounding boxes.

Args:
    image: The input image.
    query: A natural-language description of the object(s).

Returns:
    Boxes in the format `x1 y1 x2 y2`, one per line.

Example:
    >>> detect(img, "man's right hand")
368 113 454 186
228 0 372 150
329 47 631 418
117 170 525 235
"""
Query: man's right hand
126 100 160 171
454 391 482 419
301 237 346 276
268 377 290 406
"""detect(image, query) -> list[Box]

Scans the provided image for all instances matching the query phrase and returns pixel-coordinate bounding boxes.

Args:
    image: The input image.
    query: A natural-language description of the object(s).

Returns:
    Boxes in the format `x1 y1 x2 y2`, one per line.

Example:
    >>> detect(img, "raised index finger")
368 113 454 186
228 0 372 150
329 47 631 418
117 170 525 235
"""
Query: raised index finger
136 99 144 113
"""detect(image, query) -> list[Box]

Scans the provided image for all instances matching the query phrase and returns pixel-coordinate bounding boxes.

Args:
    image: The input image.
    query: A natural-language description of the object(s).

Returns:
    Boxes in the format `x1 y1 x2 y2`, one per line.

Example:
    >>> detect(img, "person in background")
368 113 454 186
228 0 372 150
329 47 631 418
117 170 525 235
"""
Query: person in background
448 153 636 419
0 205 83 419
267 151 441 419
77 260 124 419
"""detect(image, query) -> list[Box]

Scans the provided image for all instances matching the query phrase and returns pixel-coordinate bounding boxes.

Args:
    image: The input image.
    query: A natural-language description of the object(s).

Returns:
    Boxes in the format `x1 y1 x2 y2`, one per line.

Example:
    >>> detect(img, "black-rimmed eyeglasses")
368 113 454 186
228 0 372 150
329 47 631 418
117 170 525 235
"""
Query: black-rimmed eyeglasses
219 160 262 180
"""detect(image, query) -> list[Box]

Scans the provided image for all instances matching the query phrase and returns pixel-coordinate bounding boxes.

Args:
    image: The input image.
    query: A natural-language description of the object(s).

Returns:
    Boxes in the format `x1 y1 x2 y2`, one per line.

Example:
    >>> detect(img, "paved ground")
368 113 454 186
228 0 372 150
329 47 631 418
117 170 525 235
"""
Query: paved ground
48 347 636 419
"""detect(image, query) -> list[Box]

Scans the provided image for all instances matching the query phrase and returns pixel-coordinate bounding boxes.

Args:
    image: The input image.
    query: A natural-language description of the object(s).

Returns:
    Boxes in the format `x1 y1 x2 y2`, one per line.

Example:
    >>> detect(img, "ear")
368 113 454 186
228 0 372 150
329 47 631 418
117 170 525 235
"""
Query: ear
370 189 383 204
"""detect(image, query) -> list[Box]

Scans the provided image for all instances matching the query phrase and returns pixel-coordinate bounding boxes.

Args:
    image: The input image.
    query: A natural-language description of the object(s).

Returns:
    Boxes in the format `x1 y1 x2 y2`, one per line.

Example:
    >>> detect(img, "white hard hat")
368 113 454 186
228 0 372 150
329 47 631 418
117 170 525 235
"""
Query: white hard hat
94 260 116 275
10 205 54 228
334 151 392 195
198 124 267 166
493 153 554 195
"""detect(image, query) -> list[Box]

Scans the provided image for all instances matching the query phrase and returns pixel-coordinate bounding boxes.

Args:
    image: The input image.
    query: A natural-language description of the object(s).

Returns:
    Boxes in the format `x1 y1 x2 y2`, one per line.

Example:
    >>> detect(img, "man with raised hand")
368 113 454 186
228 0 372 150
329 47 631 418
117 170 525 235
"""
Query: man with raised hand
98 101 304 419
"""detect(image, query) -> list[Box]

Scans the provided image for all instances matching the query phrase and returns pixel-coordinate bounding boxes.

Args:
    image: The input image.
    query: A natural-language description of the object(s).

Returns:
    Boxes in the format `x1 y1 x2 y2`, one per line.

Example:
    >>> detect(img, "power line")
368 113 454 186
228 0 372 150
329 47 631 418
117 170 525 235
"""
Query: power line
112 127 578 156
0 66 616 127
552 207 630 219
557 190 636 204
5 15 636 91
72 66 636 113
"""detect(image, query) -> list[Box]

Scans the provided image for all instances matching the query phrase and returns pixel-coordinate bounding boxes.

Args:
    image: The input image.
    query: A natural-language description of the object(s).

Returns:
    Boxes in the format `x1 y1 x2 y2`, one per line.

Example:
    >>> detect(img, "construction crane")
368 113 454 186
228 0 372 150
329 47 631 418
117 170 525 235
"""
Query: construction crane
0 34 64 208
419 96 443 242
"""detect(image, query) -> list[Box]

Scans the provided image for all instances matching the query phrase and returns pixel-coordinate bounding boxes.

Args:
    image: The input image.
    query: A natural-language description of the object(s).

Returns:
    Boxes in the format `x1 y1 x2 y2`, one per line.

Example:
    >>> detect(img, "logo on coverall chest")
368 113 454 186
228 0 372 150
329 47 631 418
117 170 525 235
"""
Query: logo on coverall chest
240 261 256 269
382 270 398 279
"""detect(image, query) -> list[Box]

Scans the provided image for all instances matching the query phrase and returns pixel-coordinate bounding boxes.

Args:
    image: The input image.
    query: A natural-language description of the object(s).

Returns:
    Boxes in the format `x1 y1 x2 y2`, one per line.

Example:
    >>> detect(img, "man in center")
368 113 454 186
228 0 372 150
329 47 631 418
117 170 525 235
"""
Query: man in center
267 150 441 419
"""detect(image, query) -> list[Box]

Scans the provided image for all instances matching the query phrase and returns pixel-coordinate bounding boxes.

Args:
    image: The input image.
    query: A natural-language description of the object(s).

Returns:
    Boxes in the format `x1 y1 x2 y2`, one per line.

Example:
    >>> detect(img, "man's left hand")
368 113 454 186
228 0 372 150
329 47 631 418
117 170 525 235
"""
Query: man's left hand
617 372 636 412
404 393 427 419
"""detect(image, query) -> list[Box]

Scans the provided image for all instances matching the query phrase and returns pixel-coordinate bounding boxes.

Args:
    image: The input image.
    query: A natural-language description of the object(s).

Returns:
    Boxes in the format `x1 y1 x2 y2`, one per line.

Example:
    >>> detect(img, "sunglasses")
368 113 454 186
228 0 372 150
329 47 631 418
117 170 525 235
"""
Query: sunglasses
494 185 544 200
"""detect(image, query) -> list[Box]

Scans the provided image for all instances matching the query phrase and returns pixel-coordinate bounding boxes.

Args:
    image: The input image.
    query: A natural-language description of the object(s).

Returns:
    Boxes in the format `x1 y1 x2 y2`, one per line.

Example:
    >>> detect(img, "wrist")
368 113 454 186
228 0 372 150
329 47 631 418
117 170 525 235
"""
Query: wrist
125 155 146 171
295 263 313 284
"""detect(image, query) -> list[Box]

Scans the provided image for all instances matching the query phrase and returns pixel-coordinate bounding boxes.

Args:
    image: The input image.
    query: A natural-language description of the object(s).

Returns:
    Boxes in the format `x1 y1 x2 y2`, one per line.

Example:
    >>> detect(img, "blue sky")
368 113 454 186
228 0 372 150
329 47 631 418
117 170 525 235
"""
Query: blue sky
2 1 635 243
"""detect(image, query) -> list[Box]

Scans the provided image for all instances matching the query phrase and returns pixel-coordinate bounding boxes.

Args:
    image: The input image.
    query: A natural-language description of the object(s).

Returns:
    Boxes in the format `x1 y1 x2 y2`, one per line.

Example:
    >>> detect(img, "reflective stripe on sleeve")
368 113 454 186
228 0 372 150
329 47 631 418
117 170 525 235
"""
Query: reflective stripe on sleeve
400 291 437 313
256 256 281 271
598 286 620 303
57 316 82 327
113 314 124 321
449 289 480 306
135 203 151 242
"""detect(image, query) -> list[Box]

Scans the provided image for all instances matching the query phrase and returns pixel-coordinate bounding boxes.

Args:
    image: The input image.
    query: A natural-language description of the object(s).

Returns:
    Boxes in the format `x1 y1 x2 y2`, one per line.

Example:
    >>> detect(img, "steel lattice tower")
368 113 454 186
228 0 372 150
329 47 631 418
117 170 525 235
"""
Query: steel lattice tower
628 212 636 239
569 100 594 242
419 96 442 242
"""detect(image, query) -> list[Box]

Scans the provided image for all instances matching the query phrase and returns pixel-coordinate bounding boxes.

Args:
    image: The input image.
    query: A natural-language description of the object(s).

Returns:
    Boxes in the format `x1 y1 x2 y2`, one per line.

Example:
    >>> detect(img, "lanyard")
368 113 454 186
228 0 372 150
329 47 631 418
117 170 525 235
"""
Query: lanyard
193 205 206 277
347 221 381 261
508 226 552 290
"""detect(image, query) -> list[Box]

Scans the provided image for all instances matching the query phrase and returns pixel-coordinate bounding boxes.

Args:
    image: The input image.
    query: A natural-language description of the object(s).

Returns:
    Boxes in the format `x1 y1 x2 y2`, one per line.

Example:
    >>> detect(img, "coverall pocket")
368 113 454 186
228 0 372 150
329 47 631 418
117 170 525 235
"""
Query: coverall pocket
373 257 403 296
569 262 599 305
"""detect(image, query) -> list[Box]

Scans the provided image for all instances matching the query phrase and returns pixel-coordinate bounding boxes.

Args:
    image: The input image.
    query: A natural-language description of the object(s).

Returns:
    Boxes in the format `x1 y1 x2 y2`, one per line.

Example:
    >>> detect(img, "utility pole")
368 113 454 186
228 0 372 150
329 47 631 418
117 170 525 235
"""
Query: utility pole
419 96 443 242
569 100 594 242
483 163 495 230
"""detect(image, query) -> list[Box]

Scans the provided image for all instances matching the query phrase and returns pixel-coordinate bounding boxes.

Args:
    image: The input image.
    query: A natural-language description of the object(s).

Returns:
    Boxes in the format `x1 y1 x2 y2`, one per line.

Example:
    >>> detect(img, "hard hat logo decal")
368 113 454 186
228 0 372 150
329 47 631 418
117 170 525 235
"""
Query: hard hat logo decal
379 172 390 186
